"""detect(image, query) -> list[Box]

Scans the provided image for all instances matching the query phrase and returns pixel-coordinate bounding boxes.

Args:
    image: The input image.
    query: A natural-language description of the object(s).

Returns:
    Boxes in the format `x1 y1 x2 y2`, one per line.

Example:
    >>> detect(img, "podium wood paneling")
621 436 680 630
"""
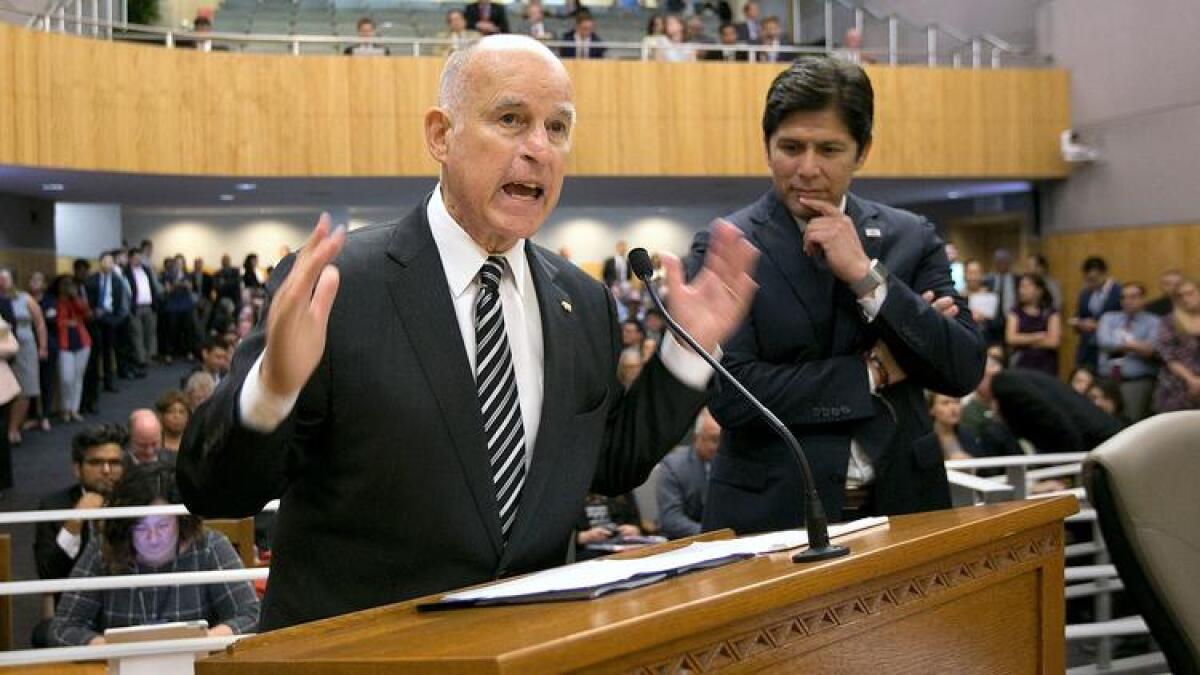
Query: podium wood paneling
0 23 1070 179
1043 222 1200 376
197 497 1076 674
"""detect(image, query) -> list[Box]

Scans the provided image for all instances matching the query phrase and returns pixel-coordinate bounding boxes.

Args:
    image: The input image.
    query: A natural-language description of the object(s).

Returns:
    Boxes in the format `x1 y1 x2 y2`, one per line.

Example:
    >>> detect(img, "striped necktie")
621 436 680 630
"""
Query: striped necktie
475 256 526 541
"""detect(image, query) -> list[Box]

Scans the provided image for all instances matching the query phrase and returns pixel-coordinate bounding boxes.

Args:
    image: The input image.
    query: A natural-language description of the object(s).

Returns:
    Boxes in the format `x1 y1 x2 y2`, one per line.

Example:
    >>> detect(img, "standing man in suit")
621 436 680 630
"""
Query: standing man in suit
756 16 793 63
464 0 509 35
602 240 631 287
560 10 606 59
178 35 759 632
122 248 160 375
1070 256 1122 372
735 0 761 44
686 58 985 534
84 252 131 393
656 409 721 539
985 249 1017 347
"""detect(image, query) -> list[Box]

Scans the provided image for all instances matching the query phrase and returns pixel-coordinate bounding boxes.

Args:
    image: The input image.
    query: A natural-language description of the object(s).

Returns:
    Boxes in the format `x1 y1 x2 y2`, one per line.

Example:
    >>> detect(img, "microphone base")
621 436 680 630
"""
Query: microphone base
791 544 851 563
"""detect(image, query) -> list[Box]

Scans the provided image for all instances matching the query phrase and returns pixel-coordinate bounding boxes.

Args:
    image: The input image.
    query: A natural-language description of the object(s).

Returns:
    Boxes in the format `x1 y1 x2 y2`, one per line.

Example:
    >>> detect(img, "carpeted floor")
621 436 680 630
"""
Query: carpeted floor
1 359 193 649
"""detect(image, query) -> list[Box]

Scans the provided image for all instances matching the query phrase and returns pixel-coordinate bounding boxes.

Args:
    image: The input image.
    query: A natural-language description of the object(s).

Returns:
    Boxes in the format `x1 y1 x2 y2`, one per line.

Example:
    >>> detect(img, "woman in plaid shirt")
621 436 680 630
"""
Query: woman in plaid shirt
49 464 260 646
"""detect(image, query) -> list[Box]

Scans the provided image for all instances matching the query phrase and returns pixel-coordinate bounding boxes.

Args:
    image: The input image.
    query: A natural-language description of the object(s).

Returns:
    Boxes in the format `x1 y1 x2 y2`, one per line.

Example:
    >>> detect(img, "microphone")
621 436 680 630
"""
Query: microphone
628 248 848 563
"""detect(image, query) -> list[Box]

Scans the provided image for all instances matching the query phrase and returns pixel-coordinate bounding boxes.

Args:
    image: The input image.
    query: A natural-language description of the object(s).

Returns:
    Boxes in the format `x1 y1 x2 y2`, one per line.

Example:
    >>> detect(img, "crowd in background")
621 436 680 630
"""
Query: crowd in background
1 231 1197 646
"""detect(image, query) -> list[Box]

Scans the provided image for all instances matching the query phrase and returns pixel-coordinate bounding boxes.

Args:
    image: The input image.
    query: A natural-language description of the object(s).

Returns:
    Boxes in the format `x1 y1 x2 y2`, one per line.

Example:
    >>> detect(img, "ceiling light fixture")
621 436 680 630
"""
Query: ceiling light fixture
219 194 235 202
42 183 65 191
234 183 257 191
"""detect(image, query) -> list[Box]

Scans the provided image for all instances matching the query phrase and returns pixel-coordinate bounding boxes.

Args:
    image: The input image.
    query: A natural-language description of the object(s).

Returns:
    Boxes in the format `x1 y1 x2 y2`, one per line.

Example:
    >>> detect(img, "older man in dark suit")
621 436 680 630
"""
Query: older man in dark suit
656 409 721 539
178 35 758 632
687 58 985 534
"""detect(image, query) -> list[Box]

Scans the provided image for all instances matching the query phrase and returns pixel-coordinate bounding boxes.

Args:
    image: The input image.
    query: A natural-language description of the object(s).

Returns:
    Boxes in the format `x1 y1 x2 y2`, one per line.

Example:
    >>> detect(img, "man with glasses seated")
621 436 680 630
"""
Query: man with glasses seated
31 424 129 647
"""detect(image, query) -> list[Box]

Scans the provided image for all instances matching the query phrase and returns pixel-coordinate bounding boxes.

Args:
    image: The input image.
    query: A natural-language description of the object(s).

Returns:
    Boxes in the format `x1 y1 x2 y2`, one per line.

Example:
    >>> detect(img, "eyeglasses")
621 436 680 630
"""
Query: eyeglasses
83 459 124 469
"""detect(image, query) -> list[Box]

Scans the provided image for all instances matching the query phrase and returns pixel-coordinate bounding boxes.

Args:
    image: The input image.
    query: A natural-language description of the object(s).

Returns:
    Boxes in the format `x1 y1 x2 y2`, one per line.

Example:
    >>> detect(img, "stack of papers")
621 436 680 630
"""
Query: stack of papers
424 516 888 608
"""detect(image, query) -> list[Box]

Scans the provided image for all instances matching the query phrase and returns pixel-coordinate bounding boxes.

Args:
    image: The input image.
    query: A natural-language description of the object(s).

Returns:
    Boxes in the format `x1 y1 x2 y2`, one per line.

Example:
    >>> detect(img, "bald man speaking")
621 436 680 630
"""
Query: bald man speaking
178 36 758 631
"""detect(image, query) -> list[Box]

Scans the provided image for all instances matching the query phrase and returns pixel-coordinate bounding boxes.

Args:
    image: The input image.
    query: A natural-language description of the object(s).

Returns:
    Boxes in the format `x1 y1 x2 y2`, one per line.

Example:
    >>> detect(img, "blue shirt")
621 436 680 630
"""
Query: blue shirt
1097 310 1161 380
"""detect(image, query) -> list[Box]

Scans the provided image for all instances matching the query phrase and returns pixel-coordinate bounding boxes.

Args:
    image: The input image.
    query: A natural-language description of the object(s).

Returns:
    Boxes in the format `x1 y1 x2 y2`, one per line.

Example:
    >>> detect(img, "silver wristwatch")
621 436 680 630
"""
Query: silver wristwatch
849 259 888 297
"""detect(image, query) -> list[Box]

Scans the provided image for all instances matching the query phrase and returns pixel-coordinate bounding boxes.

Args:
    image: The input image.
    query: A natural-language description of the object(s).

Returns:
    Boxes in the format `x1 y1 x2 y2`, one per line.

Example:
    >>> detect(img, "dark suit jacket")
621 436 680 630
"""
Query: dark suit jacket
464 1 510 34
735 20 760 44
1074 281 1122 369
602 255 630 286
178 197 706 630
656 446 709 539
686 191 985 534
34 485 87 581
84 272 130 323
559 30 607 59
702 46 749 62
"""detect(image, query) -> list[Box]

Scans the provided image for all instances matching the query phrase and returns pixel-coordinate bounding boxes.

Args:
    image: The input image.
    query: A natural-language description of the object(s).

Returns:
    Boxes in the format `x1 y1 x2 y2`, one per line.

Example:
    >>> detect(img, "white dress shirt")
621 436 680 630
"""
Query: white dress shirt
793 196 885 488
239 186 714 463
131 265 153 307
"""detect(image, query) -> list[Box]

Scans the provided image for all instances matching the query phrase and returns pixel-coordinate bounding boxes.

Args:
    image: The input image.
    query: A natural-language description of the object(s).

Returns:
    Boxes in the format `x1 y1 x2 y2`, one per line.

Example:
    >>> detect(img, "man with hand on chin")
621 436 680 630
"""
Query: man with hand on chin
686 57 985 535
179 35 759 632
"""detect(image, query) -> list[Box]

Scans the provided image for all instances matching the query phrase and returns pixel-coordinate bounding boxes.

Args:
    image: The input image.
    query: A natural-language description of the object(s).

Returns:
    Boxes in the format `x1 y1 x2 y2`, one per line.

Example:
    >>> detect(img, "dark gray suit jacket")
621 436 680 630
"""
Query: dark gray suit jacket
656 446 709 539
178 197 706 630
686 191 985 534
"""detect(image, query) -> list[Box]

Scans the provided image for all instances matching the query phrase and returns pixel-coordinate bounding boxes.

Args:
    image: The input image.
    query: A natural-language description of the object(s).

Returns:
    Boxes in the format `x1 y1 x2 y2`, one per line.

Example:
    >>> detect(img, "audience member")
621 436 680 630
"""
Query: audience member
160 256 196 363
964 258 998 331
181 335 230 389
656 409 720 539
832 27 865 64
561 10 606 59
190 257 214 346
0 317 16 496
464 0 509 35
1005 273 1060 376
959 353 1001 441
602 240 632 288
1153 277 1200 412
1070 256 1121 371
27 271 56 432
926 392 980 460
656 14 696 62
705 23 747 61
684 15 713 45
734 0 761 44
986 249 1017 345
642 13 667 57
123 248 160 374
31 424 128 647
575 492 643 560
85 252 132 395
48 464 260 646
214 255 242 313
184 370 216 410
437 9 481 55
1087 379 1127 424
1024 254 1062 309
344 17 390 56
756 16 791 63
1069 366 1096 396
521 1 553 40
126 409 174 466
186 16 220 51
242 254 262 291
617 347 644 389
1096 282 1161 421
155 390 190 452
1 267 49 446
945 243 964 294
1145 268 1184 317
54 276 91 423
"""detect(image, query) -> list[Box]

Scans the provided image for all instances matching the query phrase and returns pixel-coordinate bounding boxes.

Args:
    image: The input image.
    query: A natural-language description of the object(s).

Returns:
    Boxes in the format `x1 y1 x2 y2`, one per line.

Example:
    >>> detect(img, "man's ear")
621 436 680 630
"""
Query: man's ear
424 107 452 164
853 138 873 171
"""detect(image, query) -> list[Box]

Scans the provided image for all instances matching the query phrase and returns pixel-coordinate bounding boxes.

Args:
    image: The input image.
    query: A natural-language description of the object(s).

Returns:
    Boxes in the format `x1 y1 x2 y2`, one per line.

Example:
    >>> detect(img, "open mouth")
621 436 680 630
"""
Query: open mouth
502 182 545 201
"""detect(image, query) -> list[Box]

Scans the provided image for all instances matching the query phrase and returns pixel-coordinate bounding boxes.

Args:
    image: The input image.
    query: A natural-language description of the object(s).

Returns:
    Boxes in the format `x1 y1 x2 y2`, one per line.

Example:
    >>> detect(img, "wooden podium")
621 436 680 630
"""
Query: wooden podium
198 496 1077 674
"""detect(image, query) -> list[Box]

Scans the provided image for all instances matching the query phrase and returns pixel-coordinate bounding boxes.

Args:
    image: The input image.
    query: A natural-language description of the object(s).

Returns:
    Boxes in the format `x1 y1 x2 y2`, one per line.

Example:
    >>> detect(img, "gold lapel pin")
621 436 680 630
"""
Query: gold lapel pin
560 299 573 313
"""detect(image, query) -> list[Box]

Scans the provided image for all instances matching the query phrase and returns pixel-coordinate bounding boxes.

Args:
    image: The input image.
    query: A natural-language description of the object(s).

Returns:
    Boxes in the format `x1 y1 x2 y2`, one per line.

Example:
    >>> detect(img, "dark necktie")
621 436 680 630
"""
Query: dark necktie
475 257 526 541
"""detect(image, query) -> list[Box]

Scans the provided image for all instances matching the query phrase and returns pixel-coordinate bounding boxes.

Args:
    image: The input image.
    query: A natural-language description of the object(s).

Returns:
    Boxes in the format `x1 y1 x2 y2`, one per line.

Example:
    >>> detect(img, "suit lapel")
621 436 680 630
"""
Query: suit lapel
500 244 575 566
383 201 504 558
752 191 834 353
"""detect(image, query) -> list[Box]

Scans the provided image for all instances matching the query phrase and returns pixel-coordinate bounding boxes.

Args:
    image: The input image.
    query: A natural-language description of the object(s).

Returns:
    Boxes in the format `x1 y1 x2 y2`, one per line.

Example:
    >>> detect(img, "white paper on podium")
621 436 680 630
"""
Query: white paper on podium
441 516 888 602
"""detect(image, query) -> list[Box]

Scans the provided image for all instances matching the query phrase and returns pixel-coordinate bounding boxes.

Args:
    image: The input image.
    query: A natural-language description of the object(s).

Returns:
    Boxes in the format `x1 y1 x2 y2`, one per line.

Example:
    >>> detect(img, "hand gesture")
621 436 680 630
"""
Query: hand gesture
800 197 871 285
660 220 759 354
259 214 346 398
922 290 960 319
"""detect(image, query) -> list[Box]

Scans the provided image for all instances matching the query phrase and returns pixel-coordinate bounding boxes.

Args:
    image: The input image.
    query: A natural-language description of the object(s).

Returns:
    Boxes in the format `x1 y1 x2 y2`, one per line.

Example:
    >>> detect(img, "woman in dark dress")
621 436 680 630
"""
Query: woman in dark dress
1005 273 1061 376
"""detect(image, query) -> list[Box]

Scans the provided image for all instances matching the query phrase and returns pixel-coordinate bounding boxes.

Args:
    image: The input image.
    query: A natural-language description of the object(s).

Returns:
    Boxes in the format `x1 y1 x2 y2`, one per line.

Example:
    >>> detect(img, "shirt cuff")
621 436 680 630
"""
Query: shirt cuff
56 527 82 559
238 351 301 433
856 282 888 322
659 334 716 392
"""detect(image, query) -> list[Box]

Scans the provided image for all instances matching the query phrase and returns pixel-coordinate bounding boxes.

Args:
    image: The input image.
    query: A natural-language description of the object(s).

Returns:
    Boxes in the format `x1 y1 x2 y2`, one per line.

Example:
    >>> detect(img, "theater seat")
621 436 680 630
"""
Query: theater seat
1084 411 1200 674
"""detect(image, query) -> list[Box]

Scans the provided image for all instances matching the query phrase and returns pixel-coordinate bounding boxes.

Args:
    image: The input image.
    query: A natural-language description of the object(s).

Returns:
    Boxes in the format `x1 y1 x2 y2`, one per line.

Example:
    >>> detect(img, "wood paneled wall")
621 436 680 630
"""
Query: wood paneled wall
1043 223 1200 374
0 24 1071 178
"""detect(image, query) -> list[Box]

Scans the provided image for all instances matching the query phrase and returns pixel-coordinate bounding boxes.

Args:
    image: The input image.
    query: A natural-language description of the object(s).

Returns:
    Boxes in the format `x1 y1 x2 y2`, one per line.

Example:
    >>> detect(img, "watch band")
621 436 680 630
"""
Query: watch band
850 259 888 297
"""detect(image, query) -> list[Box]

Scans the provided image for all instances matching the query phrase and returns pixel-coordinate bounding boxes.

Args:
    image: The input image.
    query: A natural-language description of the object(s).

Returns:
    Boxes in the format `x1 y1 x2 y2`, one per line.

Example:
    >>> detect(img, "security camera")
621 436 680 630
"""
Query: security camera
1061 129 1100 163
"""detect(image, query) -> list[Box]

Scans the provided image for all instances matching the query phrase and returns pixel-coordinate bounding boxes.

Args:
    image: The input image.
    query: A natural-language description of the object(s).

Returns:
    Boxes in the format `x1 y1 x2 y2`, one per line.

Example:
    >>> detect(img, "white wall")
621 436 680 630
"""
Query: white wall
122 210 316 269
1036 0 1200 232
55 203 123 259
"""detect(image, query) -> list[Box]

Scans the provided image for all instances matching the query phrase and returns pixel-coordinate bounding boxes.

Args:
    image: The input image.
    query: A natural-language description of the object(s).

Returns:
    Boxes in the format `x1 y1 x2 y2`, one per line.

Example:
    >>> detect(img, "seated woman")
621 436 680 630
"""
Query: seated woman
49 464 259 646
155 390 190 452
926 393 981 461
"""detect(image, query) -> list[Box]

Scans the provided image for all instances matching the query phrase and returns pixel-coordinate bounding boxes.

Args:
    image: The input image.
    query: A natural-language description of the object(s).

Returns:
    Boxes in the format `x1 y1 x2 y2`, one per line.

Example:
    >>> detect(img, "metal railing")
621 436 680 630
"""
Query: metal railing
8 1 1029 68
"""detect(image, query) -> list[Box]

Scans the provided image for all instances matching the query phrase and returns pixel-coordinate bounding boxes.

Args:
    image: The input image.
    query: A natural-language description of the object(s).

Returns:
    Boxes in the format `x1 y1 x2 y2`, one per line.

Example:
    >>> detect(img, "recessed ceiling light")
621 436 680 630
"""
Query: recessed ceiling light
234 183 257 191
219 194 235 202
42 183 65 191
947 191 962 199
